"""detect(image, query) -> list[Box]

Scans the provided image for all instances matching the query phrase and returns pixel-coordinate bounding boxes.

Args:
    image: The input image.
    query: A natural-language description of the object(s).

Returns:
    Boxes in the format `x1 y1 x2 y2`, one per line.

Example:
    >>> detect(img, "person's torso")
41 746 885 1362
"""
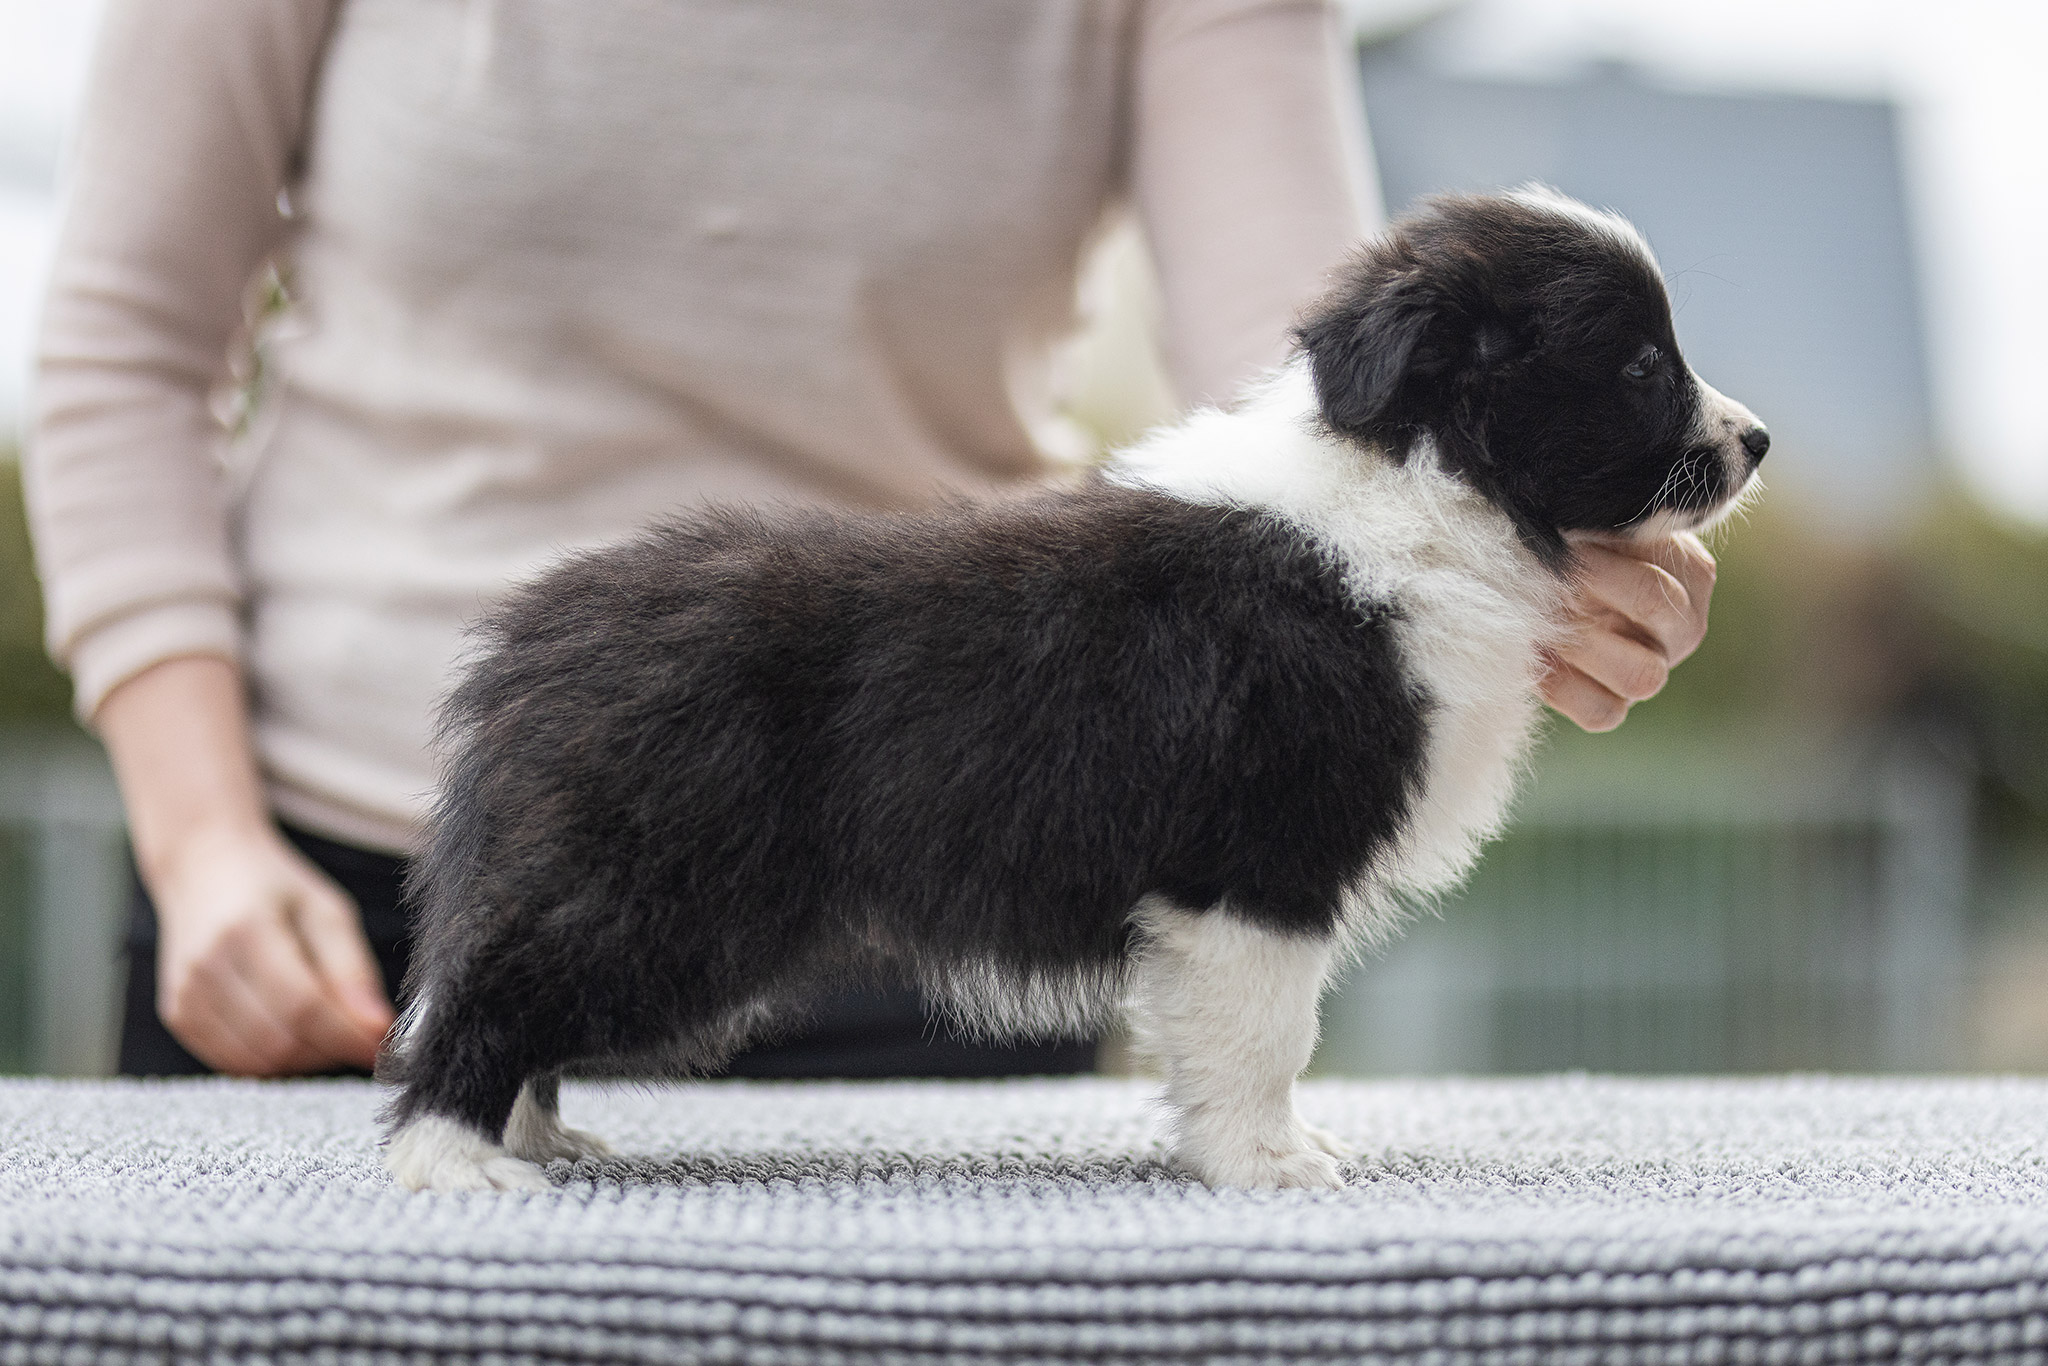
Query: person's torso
242 0 1138 848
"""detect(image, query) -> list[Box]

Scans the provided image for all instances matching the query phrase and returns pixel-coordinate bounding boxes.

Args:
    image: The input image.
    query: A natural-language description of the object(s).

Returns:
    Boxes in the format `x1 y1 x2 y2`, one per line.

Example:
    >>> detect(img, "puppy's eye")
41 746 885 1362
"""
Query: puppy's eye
1623 346 1661 381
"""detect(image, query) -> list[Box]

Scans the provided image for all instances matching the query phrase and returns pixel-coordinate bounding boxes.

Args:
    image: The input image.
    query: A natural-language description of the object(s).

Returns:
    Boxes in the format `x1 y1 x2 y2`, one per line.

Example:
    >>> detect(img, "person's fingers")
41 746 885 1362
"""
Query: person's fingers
1659 531 1717 665
289 878 395 1041
1547 532 1717 733
1553 615 1672 705
160 957 266 1074
1666 528 1717 585
169 986 276 1076
169 949 317 1076
224 910 385 1069
207 959 329 1076
1572 543 1698 658
1633 530 1717 662
1576 532 1717 658
1539 654 1631 733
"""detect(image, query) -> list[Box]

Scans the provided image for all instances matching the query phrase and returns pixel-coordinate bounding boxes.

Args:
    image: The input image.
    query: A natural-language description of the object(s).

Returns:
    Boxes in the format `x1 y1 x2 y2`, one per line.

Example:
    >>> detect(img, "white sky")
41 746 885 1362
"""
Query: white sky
2 0 2045 523
0 0 98 437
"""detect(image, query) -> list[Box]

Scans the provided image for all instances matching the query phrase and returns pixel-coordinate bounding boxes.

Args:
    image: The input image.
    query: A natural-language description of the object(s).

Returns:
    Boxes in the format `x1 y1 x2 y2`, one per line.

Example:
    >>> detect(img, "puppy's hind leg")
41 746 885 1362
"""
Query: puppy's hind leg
1131 902 1344 1190
502 1074 614 1164
380 1002 552 1193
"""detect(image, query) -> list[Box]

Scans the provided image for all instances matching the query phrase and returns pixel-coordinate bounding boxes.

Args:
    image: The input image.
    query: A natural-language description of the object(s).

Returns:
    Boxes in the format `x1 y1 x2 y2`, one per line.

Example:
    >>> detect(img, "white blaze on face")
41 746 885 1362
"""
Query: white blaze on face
1692 371 1767 511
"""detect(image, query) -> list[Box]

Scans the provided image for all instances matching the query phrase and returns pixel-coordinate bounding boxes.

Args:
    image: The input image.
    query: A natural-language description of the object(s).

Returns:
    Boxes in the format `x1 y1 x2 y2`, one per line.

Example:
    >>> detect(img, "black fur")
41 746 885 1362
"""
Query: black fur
1295 191 1755 566
382 486 1428 1139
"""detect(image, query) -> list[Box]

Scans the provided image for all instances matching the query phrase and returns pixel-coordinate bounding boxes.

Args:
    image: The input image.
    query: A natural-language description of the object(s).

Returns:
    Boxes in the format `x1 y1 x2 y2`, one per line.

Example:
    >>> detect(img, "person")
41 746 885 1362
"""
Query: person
26 0 1717 1080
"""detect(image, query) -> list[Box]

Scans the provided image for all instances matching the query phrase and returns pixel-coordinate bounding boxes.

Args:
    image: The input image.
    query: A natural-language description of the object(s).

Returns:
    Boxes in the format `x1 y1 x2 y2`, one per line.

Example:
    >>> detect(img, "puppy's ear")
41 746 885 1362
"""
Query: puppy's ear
1293 259 1438 451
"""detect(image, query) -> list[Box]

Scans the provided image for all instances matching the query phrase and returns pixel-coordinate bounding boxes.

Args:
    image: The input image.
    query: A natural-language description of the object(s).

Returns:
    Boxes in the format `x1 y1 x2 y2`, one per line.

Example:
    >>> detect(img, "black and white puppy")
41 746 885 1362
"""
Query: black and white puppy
381 188 1767 1192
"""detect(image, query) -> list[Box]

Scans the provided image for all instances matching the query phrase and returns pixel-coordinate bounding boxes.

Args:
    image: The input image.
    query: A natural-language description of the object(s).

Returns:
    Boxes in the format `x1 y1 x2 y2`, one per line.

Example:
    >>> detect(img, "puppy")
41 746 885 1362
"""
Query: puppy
380 188 1767 1192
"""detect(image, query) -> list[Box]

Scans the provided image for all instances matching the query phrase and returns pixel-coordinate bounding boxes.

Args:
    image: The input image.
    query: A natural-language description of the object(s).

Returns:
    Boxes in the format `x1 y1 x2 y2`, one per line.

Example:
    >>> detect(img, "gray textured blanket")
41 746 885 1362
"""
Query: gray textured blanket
4 1075 2047 1363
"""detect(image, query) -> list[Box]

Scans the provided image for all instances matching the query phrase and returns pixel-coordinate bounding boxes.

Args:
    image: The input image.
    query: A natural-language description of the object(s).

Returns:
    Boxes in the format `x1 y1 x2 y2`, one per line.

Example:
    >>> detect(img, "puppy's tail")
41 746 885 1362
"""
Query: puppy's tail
378 682 495 1097
372 988 431 1089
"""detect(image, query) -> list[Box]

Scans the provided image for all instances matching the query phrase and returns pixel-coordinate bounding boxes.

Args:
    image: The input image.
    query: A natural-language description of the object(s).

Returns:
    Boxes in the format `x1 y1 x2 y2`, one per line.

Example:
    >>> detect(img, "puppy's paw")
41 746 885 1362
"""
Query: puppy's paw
1302 1122 1355 1159
551 1125 616 1162
507 1123 614 1165
502 1084 615 1164
385 1115 553 1193
1176 1138 1347 1191
451 1154 554 1192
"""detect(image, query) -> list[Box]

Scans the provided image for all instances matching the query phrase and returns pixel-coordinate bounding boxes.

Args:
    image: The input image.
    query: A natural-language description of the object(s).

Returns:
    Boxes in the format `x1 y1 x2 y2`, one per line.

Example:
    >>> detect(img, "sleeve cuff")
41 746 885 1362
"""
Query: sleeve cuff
64 598 243 724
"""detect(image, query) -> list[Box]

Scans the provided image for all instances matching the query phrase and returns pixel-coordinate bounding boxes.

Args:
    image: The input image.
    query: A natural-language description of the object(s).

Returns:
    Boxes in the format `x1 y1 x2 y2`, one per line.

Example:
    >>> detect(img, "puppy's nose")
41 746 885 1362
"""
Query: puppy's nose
1739 424 1770 464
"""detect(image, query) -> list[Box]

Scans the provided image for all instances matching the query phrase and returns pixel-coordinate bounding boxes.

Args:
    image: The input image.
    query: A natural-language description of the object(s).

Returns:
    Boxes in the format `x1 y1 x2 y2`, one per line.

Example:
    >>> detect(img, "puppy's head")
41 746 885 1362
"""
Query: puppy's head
1294 187 1767 565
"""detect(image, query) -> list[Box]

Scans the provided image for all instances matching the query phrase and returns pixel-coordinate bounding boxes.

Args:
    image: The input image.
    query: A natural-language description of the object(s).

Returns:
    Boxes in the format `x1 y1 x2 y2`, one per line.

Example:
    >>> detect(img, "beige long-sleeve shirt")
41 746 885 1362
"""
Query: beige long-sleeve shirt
28 0 1377 853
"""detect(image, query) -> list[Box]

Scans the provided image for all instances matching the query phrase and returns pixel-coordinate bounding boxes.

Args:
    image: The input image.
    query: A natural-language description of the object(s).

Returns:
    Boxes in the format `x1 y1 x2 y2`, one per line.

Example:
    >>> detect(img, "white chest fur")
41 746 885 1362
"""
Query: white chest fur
1108 363 1568 936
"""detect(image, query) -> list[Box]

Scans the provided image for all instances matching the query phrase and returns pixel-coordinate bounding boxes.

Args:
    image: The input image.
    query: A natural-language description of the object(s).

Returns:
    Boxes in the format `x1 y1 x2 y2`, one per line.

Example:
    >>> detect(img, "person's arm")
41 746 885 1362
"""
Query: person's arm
1129 0 1712 730
1131 0 1381 409
26 0 384 1074
30 0 339 711
99 657 391 1073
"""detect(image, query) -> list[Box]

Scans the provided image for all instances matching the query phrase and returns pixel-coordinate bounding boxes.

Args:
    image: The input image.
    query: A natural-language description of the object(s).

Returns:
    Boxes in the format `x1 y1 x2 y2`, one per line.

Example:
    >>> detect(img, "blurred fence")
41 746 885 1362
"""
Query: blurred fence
1321 734 1974 1075
0 728 126 1075
0 727 1979 1078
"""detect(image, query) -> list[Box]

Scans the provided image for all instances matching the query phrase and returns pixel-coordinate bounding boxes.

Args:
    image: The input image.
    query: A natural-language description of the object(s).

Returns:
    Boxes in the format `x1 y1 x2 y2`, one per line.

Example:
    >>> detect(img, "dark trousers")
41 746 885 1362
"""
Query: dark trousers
120 823 1096 1079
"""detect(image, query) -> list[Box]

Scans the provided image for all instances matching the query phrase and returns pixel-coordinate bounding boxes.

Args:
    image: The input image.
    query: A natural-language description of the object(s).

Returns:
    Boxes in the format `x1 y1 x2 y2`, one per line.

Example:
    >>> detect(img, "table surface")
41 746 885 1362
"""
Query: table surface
5 1074 2048 1363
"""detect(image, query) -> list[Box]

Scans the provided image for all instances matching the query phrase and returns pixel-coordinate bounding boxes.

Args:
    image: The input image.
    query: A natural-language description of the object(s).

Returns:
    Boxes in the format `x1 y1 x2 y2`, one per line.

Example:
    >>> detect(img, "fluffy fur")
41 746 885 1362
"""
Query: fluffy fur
380 189 1766 1192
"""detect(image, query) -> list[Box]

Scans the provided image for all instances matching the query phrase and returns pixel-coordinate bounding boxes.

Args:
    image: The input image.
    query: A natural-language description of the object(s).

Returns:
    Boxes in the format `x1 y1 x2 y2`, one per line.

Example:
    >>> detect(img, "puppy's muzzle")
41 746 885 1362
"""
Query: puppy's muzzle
1739 423 1770 466
1693 374 1768 504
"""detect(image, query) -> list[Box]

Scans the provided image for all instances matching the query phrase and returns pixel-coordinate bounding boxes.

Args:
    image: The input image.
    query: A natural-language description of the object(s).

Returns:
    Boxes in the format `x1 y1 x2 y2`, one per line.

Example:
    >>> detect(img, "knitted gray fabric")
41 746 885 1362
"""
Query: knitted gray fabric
4 1075 2048 1363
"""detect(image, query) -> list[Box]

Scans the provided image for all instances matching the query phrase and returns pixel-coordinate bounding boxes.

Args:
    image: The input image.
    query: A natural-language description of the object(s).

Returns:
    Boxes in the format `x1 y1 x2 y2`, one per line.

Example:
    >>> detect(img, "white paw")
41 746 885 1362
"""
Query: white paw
449 1154 554 1192
385 1115 553 1193
506 1123 614 1164
502 1083 615 1165
1177 1139 1347 1190
1302 1123 1355 1159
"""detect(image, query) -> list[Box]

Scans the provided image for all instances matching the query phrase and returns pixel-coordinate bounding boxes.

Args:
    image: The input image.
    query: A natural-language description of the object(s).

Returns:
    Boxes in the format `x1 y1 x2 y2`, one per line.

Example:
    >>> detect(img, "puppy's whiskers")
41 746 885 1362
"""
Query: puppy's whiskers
1628 458 1687 529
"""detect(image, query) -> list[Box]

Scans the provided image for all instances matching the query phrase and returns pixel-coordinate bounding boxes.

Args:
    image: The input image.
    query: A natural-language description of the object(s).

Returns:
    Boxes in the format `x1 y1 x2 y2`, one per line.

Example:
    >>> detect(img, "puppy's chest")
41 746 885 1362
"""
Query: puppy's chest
1325 512 1565 897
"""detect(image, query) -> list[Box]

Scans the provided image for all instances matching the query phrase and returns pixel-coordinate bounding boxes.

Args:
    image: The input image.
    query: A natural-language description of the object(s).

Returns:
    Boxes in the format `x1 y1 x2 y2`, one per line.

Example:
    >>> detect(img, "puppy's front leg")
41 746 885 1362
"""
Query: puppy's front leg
1132 903 1344 1189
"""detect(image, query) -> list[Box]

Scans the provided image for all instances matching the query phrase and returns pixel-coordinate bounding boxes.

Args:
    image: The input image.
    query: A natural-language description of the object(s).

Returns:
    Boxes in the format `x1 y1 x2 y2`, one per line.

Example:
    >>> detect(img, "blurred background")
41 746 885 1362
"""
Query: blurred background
0 0 2043 1078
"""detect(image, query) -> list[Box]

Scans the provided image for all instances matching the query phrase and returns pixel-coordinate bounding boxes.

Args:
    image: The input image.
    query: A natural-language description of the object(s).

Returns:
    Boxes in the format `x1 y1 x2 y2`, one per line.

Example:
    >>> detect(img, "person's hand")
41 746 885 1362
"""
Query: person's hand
98 656 396 1075
1541 531 1716 732
148 819 394 1077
